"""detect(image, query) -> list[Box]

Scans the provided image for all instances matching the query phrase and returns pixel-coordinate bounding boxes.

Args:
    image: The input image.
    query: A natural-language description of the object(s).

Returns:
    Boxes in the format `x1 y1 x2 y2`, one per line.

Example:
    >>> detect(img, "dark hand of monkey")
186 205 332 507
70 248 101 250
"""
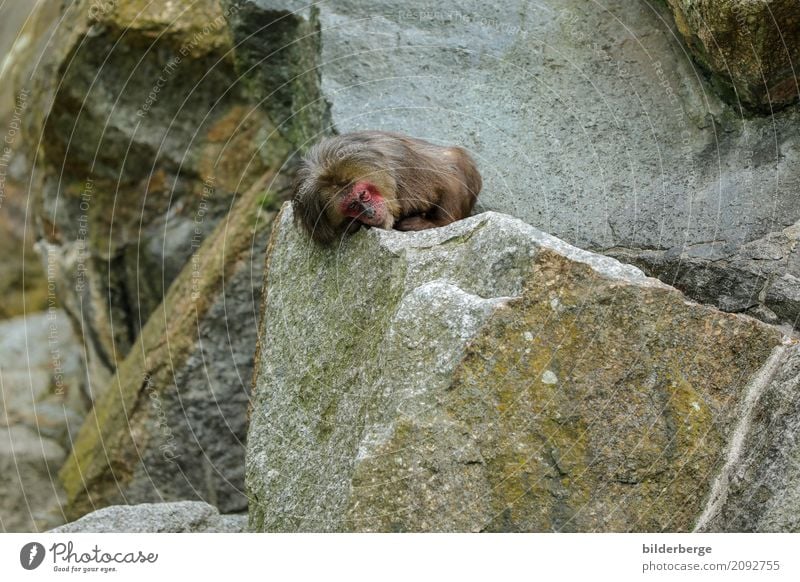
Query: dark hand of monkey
292 131 482 245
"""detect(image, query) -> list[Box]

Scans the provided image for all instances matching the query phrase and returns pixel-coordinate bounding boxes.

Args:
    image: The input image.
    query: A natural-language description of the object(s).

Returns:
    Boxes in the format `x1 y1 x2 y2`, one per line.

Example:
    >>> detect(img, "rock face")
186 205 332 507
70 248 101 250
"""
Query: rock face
0 311 87 532
2 0 798 536
223 0 330 148
29 0 288 394
247 204 798 532
0 311 87 444
59 170 288 520
666 0 800 111
610 219 800 333
0 426 66 532
0 187 47 319
697 345 800 532
0 0 63 318
50 501 247 533
228 0 800 331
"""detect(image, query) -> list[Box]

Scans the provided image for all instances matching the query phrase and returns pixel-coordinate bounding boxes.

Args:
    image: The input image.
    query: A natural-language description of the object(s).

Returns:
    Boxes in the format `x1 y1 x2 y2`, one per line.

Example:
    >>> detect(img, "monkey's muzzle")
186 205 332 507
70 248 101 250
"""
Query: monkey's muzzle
358 202 376 220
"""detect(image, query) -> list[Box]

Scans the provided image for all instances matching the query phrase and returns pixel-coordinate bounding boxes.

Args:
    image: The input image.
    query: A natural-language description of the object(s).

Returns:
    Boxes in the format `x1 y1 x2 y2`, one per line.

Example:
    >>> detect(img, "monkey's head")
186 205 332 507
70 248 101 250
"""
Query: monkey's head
292 135 398 245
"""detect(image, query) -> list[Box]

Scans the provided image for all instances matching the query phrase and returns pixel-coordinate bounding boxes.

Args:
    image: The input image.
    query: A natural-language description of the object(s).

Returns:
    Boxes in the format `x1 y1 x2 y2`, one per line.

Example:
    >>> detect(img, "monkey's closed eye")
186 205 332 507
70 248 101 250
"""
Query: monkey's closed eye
293 130 482 245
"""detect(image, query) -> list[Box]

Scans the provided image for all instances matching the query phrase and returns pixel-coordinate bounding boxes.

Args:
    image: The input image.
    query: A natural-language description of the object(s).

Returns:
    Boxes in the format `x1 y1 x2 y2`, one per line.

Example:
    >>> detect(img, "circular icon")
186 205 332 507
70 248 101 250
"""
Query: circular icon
20 542 45 570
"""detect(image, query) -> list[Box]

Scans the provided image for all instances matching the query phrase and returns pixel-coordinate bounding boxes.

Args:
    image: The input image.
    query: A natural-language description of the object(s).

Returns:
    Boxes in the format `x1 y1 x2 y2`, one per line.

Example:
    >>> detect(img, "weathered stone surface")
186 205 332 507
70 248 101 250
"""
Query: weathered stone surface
50 501 247 533
0 311 87 532
59 170 289 521
696 343 800 532
0 311 87 442
609 219 800 334
0 0 64 135
224 0 330 148
28 0 287 394
0 0 63 319
0 425 65 532
0 193 47 319
666 0 800 111
229 0 800 331
765 274 800 329
248 204 790 532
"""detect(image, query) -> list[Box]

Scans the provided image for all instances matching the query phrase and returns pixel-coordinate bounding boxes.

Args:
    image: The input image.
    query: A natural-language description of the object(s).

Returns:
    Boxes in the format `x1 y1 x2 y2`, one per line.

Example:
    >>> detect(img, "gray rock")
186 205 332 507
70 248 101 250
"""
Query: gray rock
223 0 330 147
765 274 800 329
696 342 800 532
0 310 87 532
0 311 88 443
59 172 289 521
666 0 800 111
0 425 66 532
50 501 247 533
0 1 63 319
25 0 288 395
229 0 800 330
247 204 788 532
608 220 800 332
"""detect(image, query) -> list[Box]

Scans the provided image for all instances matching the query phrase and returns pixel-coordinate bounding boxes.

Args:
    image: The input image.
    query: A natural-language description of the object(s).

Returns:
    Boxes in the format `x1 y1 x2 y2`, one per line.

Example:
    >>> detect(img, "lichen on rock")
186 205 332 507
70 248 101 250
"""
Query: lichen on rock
59 168 290 521
666 0 800 111
248 204 790 532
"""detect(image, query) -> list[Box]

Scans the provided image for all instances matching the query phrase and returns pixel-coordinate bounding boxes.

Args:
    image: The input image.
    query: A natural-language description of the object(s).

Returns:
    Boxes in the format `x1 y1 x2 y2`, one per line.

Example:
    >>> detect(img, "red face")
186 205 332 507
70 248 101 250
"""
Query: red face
338 181 390 228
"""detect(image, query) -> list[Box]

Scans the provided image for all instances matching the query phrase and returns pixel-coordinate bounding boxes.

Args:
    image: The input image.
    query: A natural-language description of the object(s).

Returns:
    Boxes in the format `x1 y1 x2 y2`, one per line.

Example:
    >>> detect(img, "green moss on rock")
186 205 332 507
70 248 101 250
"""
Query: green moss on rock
248 210 785 532
666 0 800 111
59 165 290 520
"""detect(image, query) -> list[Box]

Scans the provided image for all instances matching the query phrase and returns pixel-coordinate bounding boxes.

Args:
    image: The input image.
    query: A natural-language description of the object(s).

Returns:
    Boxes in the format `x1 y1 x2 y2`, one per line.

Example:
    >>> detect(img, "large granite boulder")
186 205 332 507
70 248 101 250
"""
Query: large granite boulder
0 0 64 318
0 425 66 532
0 311 87 532
0 311 87 444
227 0 800 331
59 170 288 520
666 0 800 111
697 345 800 532
50 501 247 533
247 204 799 532
27 0 289 394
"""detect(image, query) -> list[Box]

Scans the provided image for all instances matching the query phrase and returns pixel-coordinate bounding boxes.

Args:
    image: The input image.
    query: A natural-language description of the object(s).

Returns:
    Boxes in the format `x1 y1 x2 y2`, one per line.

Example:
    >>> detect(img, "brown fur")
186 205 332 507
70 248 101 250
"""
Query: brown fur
292 131 482 244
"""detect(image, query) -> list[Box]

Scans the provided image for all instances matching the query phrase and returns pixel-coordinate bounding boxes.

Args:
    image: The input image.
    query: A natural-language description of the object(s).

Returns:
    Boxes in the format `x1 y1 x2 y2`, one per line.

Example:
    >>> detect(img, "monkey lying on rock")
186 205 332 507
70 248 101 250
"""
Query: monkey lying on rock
292 131 482 245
